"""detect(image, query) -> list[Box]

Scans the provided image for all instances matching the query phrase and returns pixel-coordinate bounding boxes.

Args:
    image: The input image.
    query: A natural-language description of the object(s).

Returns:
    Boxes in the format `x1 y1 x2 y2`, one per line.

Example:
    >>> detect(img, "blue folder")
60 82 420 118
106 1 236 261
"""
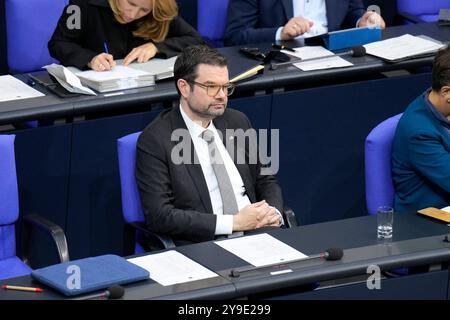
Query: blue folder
322 27 381 51
31 254 150 296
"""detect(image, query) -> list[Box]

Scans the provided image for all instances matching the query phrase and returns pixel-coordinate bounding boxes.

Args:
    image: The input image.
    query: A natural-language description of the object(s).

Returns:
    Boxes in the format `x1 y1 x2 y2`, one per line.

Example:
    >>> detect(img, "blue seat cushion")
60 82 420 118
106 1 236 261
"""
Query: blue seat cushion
0 256 32 280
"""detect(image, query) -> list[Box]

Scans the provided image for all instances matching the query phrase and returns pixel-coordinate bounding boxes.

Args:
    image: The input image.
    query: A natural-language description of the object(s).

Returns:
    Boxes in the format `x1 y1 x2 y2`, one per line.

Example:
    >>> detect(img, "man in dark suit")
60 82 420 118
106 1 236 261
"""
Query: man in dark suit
224 0 385 46
136 45 283 245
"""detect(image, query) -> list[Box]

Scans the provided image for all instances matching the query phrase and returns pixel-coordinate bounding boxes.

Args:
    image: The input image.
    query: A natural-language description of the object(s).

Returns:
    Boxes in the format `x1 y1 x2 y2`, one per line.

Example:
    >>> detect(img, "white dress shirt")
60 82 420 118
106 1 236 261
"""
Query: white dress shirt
276 0 328 40
180 105 251 235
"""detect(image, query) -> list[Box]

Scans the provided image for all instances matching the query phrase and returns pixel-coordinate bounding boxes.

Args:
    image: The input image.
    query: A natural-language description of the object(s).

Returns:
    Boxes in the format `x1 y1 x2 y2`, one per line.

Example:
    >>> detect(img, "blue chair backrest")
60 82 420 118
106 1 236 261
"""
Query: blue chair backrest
197 0 229 47
117 132 145 253
397 0 448 22
5 0 68 73
364 114 402 215
0 134 19 261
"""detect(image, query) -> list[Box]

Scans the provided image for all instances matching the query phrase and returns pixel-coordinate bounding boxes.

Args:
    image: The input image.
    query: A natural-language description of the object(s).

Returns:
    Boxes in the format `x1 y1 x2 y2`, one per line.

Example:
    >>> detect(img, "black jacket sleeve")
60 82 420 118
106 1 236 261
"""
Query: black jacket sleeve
48 1 98 69
153 17 205 58
136 125 217 243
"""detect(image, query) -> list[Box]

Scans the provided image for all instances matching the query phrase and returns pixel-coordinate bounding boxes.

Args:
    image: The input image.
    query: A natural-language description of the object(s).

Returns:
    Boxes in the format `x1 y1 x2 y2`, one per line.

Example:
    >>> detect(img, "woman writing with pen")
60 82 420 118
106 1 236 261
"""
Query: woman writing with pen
48 0 204 71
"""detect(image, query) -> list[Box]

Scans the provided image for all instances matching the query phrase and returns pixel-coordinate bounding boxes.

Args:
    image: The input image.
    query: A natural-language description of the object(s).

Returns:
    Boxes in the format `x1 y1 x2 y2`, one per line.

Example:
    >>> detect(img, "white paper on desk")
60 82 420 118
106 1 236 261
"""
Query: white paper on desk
127 250 218 286
116 56 177 80
75 65 151 82
440 206 450 213
282 46 353 71
0 75 44 102
43 64 96 95
363 34 445 61
215 233 308 267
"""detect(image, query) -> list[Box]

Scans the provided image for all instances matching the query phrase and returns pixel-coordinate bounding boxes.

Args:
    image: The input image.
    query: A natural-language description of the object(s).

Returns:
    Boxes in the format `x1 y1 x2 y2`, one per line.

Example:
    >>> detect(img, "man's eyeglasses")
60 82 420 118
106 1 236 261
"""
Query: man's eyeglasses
189 81 236 97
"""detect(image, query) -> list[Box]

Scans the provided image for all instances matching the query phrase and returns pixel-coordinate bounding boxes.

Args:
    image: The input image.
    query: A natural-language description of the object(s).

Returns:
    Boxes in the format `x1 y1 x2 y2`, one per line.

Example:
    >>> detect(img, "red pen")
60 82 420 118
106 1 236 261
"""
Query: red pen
1 285 43 293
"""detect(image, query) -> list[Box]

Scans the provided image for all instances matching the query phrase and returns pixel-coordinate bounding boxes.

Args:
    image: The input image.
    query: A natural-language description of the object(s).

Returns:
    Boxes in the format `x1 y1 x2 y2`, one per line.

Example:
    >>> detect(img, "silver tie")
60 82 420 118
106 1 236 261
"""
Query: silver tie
201 129 239 215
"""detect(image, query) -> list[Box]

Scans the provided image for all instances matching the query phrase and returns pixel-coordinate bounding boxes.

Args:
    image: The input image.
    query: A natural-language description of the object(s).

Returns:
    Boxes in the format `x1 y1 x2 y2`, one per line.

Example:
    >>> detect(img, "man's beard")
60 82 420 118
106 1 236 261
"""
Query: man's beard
188 100 227 119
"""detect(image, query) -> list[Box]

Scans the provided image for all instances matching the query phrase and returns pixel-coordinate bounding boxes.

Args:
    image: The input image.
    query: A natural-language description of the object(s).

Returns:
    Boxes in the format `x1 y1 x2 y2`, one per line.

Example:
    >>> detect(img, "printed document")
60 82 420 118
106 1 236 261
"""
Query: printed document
364 34 445 61
283 46 353 71
215 233 308 267
0 75 44 102
128 250 218 286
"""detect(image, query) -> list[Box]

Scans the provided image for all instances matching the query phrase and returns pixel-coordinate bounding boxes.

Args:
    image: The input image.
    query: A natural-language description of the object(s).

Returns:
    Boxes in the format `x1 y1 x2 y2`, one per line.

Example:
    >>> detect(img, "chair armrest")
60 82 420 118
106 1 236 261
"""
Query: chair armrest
128 221 176 250
398 12 425 24
22 214 70 265
283 206 298 228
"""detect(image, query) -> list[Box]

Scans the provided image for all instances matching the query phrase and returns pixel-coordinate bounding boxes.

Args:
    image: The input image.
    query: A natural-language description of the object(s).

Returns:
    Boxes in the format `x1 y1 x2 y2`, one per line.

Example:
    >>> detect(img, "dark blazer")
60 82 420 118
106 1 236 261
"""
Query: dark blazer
48 0 204 69
136 106 284 245
392 92 450 212
224 0 366 46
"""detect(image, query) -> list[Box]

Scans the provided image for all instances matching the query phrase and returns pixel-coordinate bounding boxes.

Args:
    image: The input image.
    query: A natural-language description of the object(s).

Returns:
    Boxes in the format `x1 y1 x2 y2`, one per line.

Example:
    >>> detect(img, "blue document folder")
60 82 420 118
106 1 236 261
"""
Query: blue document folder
31 254 150 296
323 27 382 51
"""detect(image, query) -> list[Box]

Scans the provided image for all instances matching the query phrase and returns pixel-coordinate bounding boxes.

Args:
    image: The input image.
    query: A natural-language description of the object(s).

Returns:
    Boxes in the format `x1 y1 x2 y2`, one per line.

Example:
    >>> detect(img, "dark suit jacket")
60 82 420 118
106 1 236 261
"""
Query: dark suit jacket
392 92 450 212
136 106 284 245
224 0 366 46
48 0 204 69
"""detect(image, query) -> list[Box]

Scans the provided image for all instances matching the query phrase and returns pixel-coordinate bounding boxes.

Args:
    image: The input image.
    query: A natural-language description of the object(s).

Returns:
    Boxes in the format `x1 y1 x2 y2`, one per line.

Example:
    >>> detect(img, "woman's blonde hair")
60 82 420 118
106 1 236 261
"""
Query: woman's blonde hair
109 0 178 42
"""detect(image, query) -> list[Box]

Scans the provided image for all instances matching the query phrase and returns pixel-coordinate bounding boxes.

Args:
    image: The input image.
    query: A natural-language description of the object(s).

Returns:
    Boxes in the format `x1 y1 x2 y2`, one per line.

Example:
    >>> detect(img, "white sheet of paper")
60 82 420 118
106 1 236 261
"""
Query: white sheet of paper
215 233 308 267
127 251 218 286
282 46 353 71
363 34 445 61
440 206 450 213
0 75 44 102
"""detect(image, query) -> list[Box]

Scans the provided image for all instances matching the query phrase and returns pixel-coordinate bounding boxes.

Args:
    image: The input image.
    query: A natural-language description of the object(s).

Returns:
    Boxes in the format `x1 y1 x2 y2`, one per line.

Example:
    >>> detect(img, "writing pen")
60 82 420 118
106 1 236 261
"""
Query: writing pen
272 43 296 52
1 285 44 293
103 41 110 54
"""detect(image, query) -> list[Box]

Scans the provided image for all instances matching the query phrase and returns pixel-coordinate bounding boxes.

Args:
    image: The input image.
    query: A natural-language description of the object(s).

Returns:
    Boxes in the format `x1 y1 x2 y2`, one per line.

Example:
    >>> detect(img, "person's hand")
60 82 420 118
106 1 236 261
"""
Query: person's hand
358 11 386 29
280 16 314 40
88 53 116 71
256 206 281 228
233 200 281 231
233 200 268 231
123 42 158 66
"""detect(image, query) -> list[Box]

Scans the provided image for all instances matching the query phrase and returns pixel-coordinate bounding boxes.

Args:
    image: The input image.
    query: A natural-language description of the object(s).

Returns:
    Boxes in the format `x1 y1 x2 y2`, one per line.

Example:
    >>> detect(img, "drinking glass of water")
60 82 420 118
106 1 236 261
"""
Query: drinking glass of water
377 206 393 239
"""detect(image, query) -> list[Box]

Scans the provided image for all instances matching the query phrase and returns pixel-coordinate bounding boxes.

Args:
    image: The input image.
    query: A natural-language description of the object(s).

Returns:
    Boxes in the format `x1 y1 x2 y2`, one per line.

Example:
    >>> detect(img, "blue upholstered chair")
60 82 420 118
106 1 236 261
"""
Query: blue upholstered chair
397 0 448 23
364 114 402 215
117 132 176 254
0 134 69 280
197 0 229 47
5 0 68 73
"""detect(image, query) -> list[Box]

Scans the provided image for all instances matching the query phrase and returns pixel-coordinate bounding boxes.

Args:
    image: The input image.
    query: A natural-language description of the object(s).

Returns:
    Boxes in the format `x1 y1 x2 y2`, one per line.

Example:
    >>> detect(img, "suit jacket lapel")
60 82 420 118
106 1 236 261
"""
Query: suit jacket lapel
281 0 294 20
213 116 256 203
171 106 213 213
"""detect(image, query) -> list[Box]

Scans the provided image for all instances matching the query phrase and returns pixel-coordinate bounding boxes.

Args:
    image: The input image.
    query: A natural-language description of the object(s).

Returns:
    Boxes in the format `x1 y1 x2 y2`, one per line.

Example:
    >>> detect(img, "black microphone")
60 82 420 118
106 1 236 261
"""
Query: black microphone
270 45 366 70
229 247 344 278
72 285 125 300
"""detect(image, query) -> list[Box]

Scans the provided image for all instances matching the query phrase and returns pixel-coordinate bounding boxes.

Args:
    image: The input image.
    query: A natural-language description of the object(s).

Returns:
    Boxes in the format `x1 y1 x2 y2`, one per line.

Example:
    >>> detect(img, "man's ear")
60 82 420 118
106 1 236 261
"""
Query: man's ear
177 79 190 99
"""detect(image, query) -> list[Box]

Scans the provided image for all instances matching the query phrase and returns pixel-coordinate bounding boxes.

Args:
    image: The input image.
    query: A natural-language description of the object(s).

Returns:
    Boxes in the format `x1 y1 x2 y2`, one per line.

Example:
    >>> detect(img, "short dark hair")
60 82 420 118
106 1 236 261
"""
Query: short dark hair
174 45 228 95
432 46 450 91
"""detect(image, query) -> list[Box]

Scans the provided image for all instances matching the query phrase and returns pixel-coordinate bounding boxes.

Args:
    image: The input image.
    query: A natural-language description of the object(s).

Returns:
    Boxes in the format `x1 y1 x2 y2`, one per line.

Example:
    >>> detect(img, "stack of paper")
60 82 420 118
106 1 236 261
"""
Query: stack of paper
75 65 155 92
118 56 177 81
363 34 446 62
